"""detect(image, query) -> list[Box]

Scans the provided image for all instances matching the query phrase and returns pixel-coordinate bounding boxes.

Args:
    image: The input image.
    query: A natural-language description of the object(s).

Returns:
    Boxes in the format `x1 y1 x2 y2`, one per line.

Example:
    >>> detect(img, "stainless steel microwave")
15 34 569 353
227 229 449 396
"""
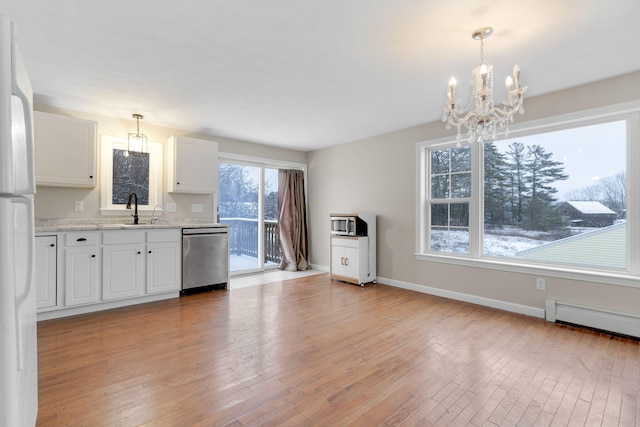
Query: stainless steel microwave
330 215 368 236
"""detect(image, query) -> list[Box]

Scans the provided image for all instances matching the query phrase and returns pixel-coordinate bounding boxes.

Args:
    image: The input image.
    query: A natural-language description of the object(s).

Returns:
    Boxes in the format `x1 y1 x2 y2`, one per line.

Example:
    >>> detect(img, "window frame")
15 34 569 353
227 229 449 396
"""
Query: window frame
427 145 473 255
99 135 163 216
218 151 307 275
416 101 640 288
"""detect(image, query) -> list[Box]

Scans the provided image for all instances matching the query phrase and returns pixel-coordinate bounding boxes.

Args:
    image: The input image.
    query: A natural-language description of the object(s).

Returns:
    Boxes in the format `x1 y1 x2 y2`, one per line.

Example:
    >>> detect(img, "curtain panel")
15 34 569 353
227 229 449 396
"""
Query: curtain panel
278 169 309 271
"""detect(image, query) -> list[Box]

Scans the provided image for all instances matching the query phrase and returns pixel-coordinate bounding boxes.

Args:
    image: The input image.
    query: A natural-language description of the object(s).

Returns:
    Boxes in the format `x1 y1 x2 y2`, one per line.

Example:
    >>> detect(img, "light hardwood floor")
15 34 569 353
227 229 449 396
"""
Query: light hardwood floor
36 274 639 426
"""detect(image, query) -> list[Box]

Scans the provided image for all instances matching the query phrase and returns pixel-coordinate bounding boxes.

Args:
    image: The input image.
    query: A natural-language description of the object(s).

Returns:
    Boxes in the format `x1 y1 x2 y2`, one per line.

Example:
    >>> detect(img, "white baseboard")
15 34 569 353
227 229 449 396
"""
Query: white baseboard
300 265 545 318
376 276 545 319
37 292 179 321
309 263 329 273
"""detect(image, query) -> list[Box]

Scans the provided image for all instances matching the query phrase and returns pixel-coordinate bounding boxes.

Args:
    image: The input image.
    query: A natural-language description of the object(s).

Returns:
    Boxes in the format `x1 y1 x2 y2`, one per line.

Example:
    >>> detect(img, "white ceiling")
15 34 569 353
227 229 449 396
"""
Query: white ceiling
3 1 640 151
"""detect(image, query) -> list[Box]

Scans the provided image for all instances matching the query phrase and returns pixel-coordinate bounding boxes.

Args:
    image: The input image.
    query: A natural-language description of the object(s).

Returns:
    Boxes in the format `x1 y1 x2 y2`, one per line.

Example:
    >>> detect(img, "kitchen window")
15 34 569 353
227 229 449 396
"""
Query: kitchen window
417 103 640 286
99 135 163 215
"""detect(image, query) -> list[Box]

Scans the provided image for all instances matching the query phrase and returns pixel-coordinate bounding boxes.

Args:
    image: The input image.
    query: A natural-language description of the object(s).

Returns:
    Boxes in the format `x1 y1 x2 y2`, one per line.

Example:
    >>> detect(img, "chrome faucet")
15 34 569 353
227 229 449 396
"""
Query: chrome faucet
126 192 139 224
150 204 162 224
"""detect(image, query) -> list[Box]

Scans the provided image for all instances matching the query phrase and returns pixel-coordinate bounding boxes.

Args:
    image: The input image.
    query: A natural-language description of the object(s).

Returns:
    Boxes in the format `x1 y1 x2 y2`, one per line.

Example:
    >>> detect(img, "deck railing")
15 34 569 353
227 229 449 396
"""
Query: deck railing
222 218 281 264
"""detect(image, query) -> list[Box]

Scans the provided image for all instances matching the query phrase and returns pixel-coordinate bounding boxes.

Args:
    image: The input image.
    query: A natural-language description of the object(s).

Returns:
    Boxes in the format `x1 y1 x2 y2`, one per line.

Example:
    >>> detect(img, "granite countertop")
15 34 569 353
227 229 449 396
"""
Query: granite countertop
35 219 228 233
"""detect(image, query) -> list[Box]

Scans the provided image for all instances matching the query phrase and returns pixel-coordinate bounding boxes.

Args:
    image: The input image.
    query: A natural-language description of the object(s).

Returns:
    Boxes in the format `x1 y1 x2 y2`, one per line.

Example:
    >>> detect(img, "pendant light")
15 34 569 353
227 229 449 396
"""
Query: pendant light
127 113 148 156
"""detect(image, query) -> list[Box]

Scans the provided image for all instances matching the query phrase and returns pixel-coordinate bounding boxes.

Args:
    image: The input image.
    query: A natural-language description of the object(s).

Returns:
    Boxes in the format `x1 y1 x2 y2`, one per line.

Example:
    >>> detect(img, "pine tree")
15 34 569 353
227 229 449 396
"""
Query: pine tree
506 142 528 225
523 144 568 230
483 142 509 227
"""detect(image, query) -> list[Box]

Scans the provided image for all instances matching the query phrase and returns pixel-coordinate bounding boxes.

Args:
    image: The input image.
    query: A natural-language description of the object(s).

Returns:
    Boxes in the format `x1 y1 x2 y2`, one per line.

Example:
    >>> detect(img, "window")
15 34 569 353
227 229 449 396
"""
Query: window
418 104 640 284
482 122 626 269
100 135 163 215
429 146 471 254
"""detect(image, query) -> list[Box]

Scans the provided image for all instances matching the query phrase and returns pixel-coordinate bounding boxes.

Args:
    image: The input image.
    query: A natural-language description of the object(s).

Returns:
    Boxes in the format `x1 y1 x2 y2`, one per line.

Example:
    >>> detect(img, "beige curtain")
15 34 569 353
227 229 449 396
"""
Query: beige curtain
278 169 309 271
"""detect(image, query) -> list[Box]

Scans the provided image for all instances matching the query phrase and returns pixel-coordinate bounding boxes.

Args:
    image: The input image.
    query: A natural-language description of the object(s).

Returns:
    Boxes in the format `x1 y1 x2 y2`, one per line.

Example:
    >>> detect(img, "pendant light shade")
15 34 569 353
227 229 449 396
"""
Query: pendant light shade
127 113 148 156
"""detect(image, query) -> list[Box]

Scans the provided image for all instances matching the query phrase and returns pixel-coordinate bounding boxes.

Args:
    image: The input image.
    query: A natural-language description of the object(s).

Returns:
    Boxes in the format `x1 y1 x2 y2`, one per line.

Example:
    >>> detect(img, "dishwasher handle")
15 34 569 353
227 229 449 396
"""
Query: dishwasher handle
182 227 228 235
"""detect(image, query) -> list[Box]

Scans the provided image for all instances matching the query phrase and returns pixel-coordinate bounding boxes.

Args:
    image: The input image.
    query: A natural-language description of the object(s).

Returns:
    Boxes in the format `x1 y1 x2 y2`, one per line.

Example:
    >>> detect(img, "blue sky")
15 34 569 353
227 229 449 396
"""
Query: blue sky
495 120 626 201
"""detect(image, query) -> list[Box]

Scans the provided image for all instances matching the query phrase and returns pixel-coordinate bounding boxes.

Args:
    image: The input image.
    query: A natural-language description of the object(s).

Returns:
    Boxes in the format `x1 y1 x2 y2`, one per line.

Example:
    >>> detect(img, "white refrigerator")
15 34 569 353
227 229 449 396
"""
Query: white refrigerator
0 13 38 427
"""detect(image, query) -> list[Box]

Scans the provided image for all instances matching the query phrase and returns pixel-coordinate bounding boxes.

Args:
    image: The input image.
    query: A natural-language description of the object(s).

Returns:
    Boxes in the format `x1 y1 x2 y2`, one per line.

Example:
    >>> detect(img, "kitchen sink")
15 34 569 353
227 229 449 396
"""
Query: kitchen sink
99 223 169 229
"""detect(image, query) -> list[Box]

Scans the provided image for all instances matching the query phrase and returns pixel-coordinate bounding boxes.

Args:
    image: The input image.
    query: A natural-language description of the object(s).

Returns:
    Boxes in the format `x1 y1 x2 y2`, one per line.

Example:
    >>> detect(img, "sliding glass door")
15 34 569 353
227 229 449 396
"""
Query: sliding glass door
219 161 280 273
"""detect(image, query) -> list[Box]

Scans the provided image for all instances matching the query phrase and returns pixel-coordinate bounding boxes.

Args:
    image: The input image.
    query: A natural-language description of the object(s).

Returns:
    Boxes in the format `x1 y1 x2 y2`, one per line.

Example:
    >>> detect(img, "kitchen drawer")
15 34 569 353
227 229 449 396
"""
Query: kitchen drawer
103 230 145 245
147 229 181 243
65 232 99 246
331 236 359 249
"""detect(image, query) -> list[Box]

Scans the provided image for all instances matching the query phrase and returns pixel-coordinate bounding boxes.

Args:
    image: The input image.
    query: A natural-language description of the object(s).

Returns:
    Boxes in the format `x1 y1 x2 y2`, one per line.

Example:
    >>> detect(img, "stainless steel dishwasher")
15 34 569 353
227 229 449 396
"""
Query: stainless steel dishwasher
182 227 229 294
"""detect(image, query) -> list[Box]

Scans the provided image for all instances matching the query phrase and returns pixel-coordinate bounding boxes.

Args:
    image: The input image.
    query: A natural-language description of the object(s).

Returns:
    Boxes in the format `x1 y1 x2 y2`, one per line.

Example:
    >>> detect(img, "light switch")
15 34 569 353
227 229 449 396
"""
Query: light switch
74 201 83 212
166 203 176 212
191 203 203 213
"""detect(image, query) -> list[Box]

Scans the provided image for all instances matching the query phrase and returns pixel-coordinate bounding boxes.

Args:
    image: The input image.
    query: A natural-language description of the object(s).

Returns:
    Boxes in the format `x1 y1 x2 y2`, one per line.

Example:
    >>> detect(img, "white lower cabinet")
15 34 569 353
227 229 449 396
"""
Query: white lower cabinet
35 235 57 309
39 228 183 318
330 236 376 286
64 232 100 306
102 242 145 300
146 232 181 294
102 231 145 301
331 240 360 280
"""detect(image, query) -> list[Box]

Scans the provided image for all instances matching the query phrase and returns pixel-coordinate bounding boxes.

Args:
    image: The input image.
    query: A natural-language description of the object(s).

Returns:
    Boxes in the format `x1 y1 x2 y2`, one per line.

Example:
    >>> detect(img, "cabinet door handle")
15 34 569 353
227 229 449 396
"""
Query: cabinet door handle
50 244 55 247
148 250 152 254
344 257 349 266
77 237 87 242
89 175 93 179
137 251 141 254
340 257 344 265
176 182 180 185
91 254 96 258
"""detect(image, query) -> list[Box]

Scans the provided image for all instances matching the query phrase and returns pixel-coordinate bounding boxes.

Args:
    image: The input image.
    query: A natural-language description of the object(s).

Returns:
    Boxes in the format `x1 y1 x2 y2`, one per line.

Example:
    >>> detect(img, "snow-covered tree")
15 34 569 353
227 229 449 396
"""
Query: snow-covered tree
219 163 259 218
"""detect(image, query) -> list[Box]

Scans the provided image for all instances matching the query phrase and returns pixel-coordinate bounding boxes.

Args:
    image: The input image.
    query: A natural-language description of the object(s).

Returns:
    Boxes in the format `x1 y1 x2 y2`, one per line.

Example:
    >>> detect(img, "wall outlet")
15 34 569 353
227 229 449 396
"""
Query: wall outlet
536 277 546 291
166 203 177 213
74 201 83 212
191 203 203 213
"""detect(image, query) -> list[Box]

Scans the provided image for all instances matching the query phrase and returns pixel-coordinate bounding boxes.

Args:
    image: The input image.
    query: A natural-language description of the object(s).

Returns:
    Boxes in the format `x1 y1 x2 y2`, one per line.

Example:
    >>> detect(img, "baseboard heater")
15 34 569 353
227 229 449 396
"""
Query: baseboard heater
545 300 640 339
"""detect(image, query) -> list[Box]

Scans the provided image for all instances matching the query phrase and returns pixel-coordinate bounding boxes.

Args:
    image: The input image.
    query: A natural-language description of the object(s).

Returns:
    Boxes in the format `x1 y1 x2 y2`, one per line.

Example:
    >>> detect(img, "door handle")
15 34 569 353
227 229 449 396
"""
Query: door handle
77 237 87 242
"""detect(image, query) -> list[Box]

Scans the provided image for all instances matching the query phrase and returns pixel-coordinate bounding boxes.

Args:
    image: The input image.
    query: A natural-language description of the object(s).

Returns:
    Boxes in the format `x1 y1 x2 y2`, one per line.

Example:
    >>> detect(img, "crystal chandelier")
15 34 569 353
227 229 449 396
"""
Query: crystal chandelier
442 27 527 144
127 113 148 156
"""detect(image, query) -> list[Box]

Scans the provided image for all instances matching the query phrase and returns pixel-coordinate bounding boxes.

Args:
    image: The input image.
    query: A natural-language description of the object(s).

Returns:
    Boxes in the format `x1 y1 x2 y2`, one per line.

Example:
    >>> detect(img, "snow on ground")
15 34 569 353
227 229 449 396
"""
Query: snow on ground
483 233 543 257
432 226 593 257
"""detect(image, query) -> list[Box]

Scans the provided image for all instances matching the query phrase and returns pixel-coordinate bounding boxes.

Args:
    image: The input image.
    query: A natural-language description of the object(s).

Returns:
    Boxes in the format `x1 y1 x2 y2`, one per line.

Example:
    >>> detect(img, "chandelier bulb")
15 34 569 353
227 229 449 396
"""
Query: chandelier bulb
505 76 513 90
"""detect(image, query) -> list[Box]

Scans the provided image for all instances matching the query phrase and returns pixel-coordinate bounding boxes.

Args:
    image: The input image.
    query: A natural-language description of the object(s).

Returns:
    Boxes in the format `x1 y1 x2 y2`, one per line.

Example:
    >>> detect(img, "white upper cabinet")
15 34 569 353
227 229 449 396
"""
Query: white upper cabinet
34 111 97 188
166 135 218 194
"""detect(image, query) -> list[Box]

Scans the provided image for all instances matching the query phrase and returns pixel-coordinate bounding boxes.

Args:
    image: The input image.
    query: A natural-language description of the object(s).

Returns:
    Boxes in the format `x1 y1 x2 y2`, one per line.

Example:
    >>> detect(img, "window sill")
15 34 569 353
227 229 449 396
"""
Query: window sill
415 252 640 289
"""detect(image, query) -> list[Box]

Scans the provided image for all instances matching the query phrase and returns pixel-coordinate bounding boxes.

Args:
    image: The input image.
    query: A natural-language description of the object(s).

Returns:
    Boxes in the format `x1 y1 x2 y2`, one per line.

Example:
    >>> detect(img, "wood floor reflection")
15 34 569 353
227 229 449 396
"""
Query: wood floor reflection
36 274 639 426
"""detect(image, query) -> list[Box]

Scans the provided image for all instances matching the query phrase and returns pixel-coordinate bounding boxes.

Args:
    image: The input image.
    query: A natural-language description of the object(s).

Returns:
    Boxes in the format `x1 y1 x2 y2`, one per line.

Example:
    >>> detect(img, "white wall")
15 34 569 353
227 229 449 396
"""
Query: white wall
307 71 640 316
33 104 307 221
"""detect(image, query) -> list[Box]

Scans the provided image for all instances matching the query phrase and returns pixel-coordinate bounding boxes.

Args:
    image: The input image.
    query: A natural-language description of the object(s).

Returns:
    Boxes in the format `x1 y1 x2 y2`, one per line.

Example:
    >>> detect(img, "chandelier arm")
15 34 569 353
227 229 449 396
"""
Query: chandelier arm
445 109 483 129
